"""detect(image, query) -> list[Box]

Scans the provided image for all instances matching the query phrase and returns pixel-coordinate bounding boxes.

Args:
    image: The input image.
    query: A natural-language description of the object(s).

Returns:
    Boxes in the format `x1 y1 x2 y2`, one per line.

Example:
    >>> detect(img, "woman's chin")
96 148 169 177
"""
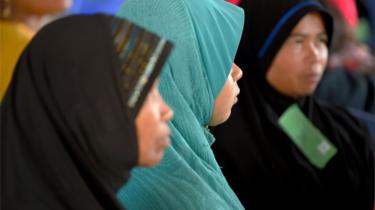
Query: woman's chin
138 151 166 167
209 111 231 127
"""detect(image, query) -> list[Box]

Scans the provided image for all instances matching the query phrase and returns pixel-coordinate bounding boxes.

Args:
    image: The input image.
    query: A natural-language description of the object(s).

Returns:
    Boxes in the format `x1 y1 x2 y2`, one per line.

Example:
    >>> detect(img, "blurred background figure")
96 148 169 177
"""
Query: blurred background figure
323 0 374 73
67 0 123 15
315 0 375 115
359 0 375 53
0 0 71 102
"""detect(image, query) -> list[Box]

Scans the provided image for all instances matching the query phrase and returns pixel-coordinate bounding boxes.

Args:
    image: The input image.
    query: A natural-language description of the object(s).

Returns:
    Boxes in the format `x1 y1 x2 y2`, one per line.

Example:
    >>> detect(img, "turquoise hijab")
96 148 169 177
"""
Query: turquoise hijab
116 0 244 209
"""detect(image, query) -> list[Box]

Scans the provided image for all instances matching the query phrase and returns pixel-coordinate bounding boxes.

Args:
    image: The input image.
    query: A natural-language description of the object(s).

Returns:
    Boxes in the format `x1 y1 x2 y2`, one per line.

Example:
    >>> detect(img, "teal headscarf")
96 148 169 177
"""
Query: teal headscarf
116 0 244 209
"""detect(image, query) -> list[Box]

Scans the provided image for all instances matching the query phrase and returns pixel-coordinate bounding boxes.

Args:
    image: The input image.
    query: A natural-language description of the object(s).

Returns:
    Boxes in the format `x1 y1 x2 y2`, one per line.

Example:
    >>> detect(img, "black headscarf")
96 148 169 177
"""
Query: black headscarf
1 14 172 210
212 0 375 209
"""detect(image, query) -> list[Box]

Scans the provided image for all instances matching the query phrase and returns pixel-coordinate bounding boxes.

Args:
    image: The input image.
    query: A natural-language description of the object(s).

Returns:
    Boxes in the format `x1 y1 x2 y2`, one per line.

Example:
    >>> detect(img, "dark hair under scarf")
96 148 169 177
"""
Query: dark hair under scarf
1 14 172 210
212 0 375 209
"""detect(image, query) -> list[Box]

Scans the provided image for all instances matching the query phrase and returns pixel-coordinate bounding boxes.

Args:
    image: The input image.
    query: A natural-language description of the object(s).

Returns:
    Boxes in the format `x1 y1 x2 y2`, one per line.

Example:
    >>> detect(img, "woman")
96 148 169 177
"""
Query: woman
1 14 173 209
0 0 71 101
116 0 245 209
212 0 374 209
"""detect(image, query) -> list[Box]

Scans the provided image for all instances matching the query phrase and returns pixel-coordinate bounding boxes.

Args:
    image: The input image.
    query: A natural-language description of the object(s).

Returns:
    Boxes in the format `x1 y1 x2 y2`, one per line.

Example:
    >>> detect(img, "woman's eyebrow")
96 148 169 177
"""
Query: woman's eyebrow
289 33 306 38
290 32 327 38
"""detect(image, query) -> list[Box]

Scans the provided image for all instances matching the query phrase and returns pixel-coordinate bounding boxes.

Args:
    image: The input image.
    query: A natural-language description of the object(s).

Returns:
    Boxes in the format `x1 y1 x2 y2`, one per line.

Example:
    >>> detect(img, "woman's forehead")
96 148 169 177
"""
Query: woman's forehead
291 12 327 34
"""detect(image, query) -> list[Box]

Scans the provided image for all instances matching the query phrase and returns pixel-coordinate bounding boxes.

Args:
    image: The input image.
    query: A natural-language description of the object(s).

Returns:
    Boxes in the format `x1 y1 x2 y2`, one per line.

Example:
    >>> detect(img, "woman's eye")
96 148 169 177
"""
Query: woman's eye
147 88 157 100
319 38 328 44
294 38 303 44
318 34 328 44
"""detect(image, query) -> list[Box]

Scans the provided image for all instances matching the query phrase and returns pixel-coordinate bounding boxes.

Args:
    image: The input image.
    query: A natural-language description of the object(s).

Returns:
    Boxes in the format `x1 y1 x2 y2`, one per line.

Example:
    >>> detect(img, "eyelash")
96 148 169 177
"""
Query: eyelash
293 38 327 45
319 38 328 44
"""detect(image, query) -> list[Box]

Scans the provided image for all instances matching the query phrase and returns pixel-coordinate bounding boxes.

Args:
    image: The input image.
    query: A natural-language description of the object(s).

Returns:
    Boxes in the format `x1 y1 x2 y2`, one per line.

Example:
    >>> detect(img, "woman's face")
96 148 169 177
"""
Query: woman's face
209 63 242 126
135 81 173 167
266 12 329 98
12 0 71 15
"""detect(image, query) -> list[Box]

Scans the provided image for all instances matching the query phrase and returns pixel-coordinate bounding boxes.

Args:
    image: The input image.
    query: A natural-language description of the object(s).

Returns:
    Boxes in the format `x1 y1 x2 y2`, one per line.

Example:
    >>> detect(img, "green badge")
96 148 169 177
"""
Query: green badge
278 104 337 169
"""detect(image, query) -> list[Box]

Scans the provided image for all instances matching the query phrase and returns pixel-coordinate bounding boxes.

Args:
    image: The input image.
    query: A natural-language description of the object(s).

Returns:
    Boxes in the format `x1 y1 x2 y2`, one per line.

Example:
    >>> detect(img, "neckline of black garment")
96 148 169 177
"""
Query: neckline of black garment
253 75 307 117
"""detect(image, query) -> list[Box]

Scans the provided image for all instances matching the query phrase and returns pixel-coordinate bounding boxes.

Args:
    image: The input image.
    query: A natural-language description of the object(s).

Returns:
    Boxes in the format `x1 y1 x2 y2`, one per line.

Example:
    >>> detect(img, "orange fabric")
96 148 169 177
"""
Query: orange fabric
0 21 34 102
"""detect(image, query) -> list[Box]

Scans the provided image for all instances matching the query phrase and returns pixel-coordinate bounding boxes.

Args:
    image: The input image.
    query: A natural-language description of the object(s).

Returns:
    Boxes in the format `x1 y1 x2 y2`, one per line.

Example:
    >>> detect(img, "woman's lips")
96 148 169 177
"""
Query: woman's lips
159 137 171 148
304 73 321 84
159 127 171 148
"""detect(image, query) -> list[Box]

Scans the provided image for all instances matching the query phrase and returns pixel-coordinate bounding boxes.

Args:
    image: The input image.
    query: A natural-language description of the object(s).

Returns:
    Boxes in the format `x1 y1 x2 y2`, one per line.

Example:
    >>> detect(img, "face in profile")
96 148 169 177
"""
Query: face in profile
135 81 173 167
209 63 242 126
266 12 329 98
12 0 71 15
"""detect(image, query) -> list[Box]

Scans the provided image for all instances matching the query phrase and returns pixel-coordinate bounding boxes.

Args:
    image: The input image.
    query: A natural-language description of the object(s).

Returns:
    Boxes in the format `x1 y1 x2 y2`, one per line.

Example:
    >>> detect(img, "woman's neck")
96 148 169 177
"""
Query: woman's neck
257 77 304 116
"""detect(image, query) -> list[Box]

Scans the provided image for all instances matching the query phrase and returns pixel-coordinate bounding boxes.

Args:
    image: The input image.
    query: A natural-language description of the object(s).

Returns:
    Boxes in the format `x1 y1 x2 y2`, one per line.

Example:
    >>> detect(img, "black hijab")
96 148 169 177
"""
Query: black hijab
212 0 375 209
1 14 172 210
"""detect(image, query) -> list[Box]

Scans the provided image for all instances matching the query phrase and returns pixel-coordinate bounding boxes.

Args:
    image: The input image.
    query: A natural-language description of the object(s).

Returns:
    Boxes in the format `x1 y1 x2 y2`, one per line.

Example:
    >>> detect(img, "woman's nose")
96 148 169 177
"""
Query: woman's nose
232 64 243 81
160 99 173 121
307 42 320 61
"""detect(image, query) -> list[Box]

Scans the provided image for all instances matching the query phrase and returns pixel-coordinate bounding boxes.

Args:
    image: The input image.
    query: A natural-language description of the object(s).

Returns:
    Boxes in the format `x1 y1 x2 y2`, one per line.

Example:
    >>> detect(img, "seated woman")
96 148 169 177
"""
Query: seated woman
1 14 173 209
212 0 375 209
116 0 245 209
